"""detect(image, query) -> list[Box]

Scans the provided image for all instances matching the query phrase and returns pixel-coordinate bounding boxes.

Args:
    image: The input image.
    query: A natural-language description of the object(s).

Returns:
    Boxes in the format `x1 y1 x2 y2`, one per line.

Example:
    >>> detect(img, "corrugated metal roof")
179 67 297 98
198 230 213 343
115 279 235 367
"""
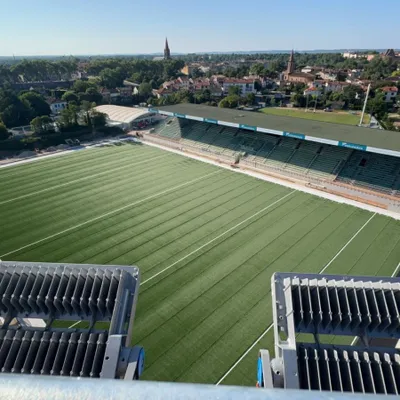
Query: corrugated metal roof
157 104 400 153
94 105 151 124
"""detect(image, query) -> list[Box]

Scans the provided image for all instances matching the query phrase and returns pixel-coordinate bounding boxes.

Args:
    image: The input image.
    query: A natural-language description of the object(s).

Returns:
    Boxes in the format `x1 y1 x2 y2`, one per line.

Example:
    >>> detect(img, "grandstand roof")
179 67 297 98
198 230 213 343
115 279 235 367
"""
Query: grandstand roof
153 104 400 157
95 105 151 124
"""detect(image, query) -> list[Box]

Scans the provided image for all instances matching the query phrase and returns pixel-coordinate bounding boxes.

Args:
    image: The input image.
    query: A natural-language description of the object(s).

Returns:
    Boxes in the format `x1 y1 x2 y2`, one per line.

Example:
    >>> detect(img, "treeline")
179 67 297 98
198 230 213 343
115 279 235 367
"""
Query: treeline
88 58 185 88
0 59 78 85
0 89 51 128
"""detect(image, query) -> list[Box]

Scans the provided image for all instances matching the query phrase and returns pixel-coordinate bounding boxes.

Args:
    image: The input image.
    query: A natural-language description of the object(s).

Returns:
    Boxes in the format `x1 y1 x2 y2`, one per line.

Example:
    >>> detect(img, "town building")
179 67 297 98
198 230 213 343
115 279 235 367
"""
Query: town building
343 51 359 59
94 105 156 130
181 65 193 76
324 81 349 92
381 49 400 61
381 87 398 103
303 87 322 97
218 78 255 96
47 99 67 114
282 51 314 84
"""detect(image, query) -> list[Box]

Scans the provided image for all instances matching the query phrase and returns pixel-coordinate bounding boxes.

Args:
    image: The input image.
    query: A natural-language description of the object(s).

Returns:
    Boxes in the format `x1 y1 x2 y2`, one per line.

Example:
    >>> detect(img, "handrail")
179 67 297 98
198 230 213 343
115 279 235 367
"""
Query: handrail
0 375 386 400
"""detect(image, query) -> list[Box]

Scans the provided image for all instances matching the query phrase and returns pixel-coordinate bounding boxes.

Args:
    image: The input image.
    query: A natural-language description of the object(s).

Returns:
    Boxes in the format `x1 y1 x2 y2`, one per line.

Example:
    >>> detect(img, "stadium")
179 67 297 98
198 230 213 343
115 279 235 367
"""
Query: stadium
1 104 400 394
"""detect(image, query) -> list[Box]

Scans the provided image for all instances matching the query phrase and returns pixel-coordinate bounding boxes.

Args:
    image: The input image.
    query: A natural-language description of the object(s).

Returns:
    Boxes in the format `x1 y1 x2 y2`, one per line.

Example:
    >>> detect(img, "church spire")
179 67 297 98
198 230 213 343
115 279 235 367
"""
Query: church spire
164 38 171 60
287 49 295 74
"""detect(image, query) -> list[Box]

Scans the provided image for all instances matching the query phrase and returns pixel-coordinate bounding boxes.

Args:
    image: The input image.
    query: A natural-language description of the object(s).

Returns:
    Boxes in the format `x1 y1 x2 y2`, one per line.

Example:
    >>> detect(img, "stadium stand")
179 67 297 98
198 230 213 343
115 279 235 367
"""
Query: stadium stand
148 118 400 198
258 272 400 395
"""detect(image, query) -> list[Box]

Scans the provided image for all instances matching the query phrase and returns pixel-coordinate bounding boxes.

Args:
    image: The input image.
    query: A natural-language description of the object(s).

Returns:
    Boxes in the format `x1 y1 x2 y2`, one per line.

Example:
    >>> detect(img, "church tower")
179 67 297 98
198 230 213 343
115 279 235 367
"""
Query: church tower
287 50 295 74
164 38 171 60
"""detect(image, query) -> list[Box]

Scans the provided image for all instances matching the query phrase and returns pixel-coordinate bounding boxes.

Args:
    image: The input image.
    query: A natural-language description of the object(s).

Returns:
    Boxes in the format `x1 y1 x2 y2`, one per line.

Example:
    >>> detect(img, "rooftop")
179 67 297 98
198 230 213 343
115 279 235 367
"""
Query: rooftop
155 104 400 155
95 105 151 124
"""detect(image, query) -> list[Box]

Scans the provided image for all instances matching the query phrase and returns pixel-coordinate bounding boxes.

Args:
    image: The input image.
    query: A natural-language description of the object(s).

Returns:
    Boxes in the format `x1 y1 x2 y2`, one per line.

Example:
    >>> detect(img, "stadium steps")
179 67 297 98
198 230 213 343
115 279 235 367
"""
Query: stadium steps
307 156 342 180
284 150 316 175
155 118 182 140
264 146 295 168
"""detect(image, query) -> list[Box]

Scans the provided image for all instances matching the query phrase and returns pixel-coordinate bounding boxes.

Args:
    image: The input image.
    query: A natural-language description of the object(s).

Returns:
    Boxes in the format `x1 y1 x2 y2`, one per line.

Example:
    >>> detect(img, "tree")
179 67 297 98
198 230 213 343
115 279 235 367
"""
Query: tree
81 101 96 126
0 121 9 140
245 93 256 105
219 94 240 108
30 115 53 134
139 82 152 97
90 111 107 129
249 63 265 76
254 80 262 92
228 86 241 96
291 93 306 107
79 87 102 104
367 92 387 120
30 116 44 134
19 91 51 118
62 91 79 103
59 104 79 127
99 68 124 89
189 67 204 79
73 80 94 93
0 89 32 127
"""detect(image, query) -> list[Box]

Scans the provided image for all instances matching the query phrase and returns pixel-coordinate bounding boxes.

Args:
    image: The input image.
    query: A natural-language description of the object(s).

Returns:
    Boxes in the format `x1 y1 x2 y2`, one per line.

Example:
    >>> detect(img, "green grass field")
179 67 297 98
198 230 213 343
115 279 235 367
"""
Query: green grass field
259 107 365 125
1 142 399 386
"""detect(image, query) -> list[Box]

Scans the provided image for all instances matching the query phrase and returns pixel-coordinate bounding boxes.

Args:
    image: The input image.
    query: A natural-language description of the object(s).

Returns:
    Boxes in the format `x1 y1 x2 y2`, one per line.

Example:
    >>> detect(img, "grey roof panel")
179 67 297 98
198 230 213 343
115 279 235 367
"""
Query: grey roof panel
156 104 400 154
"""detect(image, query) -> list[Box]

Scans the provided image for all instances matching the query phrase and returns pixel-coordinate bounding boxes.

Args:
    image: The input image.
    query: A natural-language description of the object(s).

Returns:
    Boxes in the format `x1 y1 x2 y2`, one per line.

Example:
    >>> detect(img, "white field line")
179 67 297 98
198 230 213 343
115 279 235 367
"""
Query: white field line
0 170 221 259
319 213 376 274
215 325 273 385
216 212 376 385
391 262 400 278
143 140 400 221
68 321 82 329
0 154 169 206
351 260 400 346
0 137 138 170
68 190 296 330
141 190 296 286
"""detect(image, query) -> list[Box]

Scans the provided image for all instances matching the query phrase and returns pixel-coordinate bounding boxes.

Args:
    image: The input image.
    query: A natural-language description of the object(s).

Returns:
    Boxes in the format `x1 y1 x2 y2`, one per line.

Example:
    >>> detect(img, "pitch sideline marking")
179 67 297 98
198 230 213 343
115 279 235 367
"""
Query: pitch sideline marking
141 190 296 286
0 170 222 259
318 213 376 275
68 190 296 330
0 154 169 206
216 212 376 385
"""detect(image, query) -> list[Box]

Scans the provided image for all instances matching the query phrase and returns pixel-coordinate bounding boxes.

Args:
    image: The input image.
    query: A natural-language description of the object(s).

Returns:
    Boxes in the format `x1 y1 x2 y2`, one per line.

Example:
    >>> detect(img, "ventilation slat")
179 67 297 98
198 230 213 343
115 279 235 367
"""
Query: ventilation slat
0 329 108 378
297 345 400 395
0 265 126 320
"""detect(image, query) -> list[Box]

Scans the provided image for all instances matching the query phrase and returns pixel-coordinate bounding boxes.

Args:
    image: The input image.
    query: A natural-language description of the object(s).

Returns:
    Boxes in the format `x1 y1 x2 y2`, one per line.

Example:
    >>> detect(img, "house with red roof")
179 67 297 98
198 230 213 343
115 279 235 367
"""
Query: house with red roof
381 87 398 103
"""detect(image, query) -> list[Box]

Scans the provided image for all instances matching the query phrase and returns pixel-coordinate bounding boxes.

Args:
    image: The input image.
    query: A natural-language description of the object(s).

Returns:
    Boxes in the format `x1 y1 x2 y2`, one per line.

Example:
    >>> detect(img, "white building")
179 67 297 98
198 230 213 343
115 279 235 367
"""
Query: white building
381 87 398 102
94 105 157 130
301 66 314 74
309 80 325 89
48 99 67 114
318 70 339 81
343 52 359 59
220 78 255 97
325 81 349 92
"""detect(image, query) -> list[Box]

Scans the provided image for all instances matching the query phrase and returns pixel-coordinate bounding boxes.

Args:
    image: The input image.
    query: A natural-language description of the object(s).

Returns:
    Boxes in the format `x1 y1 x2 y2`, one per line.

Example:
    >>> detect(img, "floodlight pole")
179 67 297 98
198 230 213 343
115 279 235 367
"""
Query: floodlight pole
359 83 371 126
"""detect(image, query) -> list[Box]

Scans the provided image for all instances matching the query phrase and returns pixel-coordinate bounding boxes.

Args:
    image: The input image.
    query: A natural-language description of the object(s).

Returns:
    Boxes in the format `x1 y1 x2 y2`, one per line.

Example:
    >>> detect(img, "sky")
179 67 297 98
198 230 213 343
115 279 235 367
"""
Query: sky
0 0 398 56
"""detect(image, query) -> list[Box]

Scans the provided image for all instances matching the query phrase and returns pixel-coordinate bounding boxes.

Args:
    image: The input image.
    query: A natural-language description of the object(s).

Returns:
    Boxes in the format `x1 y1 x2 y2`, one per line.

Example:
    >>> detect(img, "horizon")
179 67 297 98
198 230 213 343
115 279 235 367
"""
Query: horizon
0 0 398 56
0 48 397 59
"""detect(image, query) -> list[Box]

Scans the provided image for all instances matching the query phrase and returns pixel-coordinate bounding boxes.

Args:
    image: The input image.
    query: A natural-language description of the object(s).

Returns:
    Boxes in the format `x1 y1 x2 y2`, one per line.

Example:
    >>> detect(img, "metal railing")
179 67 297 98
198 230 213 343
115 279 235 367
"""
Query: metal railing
0 375 388 400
